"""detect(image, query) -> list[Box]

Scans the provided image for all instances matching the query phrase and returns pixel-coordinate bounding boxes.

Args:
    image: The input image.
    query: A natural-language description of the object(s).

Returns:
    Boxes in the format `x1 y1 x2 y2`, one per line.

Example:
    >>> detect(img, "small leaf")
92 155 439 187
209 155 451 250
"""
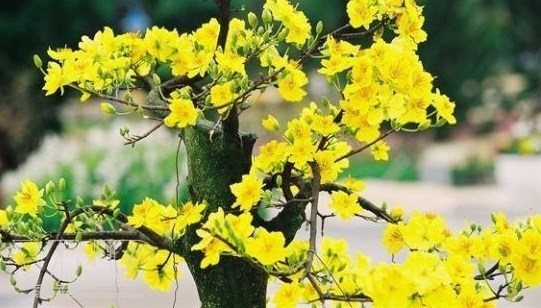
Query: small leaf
76 265 83 277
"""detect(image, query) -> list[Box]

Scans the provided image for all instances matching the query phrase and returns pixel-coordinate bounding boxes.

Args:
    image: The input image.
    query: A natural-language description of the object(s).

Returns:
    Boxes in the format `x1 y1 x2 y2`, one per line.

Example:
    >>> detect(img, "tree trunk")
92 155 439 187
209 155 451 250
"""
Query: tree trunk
178 123 267 307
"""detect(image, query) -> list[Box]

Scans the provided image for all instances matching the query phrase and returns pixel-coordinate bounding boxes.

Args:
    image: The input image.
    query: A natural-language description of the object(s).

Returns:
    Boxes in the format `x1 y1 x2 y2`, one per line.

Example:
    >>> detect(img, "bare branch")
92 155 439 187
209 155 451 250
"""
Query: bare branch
303 162 321 278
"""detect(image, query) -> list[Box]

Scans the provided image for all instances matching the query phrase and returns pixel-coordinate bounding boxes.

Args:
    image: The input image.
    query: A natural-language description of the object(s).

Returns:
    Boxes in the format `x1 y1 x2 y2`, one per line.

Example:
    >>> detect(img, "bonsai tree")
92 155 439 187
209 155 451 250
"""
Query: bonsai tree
1 0 540 307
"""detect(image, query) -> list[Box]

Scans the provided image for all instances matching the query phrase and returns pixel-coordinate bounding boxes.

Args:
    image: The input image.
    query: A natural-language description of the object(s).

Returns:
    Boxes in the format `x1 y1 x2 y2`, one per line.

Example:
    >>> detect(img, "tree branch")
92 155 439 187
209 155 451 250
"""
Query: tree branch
303 162 321 278
319 183 395 223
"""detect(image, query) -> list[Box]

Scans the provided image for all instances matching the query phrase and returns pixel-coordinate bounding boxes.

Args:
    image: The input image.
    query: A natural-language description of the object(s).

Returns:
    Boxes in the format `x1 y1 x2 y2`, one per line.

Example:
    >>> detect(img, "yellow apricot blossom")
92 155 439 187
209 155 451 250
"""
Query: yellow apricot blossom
328 190 362 219
281 10 311 46
230 173 264 211
314 150 347 183
210 81 235 114
261 114 280 132
347 0 378 29
246 228 287 265
163 97 199 128
192 18 220 51
277 65 308 102
83 241 102 262
143 26 178 62
382 223 405 254
370 141 390 161
402 212 449 251
42 62 69 95
12 242 41 271
432 90 457 125
253 140 287 173
127 197 163 231
14 180 46 217
142 250 180 292
0 209 8 226
273 282 303 308
310 113 340 137
286 138 315 167
215 50 246 76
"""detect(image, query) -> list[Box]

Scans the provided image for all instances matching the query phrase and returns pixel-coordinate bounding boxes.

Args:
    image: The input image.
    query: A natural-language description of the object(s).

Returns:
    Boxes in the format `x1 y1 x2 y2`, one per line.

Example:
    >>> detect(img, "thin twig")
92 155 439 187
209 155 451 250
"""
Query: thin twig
303 162 321 278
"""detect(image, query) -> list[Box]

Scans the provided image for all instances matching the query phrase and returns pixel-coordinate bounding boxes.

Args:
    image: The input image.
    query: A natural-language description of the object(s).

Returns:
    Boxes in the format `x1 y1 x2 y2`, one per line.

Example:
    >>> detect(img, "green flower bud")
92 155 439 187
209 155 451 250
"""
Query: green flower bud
100 102 117 115
152 73 161 86
45 180 55 195
262 9 272 24
248 12 258 28
33 54 43 69
417 120 431 131
58 178 66 191
76 265 83 277
316 21 323 35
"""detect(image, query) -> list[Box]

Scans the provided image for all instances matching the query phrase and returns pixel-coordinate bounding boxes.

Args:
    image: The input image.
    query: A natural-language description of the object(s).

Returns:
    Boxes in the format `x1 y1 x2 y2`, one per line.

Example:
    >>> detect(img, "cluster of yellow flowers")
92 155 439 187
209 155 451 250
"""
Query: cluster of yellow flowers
9 0 540 305
271 212 541 307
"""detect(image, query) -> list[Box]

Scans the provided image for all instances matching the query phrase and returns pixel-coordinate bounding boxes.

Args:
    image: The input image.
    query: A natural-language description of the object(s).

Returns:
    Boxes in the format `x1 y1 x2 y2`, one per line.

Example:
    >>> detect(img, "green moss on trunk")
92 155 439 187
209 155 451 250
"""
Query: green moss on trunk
179 124 266 307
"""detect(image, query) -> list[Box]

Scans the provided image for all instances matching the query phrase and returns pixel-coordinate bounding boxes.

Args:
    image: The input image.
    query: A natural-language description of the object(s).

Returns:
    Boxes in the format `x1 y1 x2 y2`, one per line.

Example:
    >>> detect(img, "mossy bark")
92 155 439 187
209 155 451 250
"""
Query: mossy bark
178 123 267 307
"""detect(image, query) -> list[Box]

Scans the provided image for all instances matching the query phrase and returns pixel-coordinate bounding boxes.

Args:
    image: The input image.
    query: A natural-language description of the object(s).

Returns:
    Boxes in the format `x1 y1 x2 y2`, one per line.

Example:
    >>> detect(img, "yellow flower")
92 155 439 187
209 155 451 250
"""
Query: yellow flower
174 201 206 232
127 197 163 230
192 227 231 269
210 81 235 114
193 18 220 51
13 242 41 271
253 140 287 173
215 50 246 75
443 255 475 284
246 228 287 265
142 250 179 292
318 54 355 77
389 206 404 221
163 97 199 128
14 180 46 217
367 264 415 307
0 209 8 226
310 114 340 137
277 66 308 102
432 90 457 125
83 240 101 262
281 10 311 46
261 114 280 131
346 0 378 29
382 223 405 254
328 190 362 219
230 173 264 211
314 150 347 183
286 138 315 167
273 282 302 308
396 4 427 44
512 252 541 286
120 252 140 279
42 62 67 95
402 212 448 251
143 26 179 61
517 228 541 260
370 141 390 161
284 118 311 141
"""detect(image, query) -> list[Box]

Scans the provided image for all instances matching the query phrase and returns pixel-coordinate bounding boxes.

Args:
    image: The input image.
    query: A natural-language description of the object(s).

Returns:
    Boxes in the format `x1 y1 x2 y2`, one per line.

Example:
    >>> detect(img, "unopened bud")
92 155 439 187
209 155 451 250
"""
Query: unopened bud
248 12 258 28
100 102 117 115
262 9 272 24
33 54 43 69
316 21 323 35
45 181 55 195
58 178 66 191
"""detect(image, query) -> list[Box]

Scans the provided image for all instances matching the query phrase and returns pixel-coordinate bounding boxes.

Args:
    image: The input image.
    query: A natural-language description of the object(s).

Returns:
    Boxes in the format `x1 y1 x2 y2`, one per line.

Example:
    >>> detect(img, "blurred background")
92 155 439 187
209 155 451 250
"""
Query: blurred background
0 0 540 306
